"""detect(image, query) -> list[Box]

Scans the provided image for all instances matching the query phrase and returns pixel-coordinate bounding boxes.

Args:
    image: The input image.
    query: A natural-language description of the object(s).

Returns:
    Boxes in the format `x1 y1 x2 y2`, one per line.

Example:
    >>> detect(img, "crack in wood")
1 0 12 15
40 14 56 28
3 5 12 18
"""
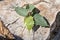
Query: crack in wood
7 18 20 27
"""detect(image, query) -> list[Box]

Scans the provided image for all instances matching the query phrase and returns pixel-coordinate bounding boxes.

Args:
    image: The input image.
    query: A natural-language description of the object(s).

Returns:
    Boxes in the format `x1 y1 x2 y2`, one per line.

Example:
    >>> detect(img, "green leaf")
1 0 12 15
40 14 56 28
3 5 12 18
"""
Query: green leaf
15 7 28 17
24 16 34 31
26 4 35 12
33 14 48 26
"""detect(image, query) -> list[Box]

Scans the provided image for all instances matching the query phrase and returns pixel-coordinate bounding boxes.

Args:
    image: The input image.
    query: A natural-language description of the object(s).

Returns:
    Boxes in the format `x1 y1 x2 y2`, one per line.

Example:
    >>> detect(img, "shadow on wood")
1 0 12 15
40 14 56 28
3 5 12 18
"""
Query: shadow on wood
47 11 60 40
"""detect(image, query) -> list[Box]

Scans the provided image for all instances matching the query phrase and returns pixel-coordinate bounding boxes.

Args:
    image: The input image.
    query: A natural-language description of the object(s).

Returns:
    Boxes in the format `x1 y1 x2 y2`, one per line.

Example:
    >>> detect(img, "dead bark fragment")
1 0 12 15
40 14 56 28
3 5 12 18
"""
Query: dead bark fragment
0 19 14 39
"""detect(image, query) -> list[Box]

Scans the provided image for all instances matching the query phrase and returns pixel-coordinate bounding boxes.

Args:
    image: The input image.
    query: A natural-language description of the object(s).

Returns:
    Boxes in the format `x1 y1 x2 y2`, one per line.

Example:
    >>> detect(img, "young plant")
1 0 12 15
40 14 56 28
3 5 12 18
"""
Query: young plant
15 4 49 31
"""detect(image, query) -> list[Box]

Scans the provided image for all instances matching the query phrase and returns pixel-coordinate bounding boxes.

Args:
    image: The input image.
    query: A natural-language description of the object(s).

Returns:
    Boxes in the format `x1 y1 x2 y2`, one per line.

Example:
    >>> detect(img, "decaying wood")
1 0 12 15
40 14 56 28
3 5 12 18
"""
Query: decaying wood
0 19 14 39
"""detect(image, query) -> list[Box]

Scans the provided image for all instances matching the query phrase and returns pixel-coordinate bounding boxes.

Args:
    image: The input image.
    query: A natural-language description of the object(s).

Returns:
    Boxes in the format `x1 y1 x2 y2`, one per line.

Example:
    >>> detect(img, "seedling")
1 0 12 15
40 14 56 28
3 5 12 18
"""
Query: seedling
15 4 49 31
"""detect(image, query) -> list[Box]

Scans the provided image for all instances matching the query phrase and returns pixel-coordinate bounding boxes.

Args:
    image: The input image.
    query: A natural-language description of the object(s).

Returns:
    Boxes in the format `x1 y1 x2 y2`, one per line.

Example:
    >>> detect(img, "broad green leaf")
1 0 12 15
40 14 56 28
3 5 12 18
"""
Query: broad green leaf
24 16 34 31
26 4 35 12
15 7 28 17
33 14 48 26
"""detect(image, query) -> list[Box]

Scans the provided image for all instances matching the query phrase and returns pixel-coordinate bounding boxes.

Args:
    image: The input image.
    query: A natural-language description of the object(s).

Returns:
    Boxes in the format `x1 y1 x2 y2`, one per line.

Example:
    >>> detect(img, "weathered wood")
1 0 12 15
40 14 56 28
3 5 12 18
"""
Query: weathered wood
0 0 60 40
